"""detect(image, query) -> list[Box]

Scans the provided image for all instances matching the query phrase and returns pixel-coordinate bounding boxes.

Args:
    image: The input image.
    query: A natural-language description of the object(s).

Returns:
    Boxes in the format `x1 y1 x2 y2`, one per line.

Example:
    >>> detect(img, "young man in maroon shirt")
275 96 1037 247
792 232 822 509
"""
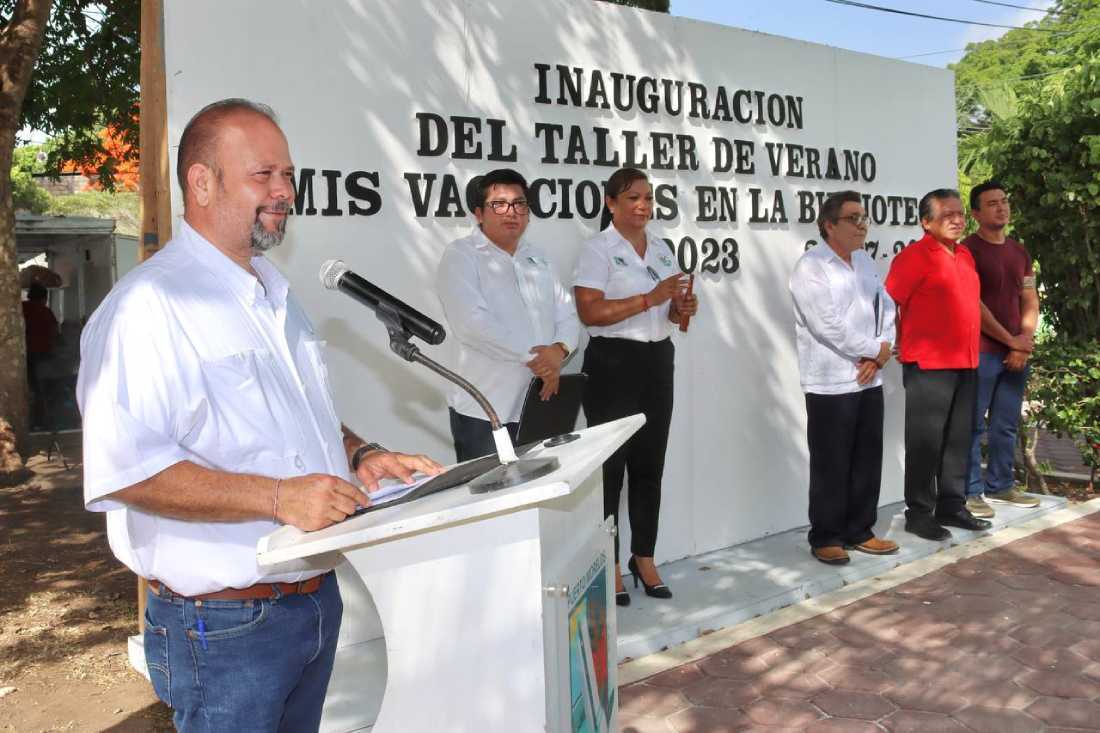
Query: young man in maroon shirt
960 181 1040 518
886 189 993 541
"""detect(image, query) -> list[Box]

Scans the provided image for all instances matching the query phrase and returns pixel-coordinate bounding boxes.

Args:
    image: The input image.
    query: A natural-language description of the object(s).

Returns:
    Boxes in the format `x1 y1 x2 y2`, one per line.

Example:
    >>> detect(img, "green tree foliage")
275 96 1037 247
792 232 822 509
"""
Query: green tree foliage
1028 340 1100 478
952 0 1095 131
952 0 1098 176
4 0 139 187
11 145 50 213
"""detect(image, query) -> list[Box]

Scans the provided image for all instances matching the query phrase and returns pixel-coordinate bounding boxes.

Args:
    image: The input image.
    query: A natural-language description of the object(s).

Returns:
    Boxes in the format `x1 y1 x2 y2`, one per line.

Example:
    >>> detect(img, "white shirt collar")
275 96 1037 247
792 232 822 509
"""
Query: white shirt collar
178 219 289 308
470 225 533 259
606 224 660 253
818 242 856 270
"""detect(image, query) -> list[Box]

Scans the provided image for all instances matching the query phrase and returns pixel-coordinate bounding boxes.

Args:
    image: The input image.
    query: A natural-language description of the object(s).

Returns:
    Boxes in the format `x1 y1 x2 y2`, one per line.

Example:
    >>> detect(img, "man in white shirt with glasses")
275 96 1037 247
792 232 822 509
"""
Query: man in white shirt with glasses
436 168 580 461
790 191 900 565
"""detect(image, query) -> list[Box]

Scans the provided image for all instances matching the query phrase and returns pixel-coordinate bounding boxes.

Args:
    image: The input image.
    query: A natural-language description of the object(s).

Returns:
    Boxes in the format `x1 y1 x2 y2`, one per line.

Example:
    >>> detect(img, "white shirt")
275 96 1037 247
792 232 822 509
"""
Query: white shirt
435 227 580 423
77 221 348 595
573 225 681 342
789 244 897 395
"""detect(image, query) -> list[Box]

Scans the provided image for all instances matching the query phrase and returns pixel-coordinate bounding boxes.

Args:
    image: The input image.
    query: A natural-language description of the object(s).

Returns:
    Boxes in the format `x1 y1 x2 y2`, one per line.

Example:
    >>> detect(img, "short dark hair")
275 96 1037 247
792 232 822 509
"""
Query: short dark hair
469 169 528 211
919 188 961 222
817 190 862 240
176 98 279 197
600 167 650 230
604 167 649 200
27 284 48 302
970 180 1006 210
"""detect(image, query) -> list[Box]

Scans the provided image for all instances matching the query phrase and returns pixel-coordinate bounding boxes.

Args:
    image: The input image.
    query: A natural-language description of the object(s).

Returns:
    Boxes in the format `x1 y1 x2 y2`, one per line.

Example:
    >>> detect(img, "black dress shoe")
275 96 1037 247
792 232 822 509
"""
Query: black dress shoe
616 590 631 607
905 518 952 541
935 510 993 531
628 556 673 599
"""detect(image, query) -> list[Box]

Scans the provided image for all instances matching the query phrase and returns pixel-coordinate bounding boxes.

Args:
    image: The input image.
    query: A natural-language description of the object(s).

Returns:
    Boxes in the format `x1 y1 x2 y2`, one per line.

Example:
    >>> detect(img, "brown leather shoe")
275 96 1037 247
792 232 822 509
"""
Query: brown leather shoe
850 537 899 555
812 546 850 565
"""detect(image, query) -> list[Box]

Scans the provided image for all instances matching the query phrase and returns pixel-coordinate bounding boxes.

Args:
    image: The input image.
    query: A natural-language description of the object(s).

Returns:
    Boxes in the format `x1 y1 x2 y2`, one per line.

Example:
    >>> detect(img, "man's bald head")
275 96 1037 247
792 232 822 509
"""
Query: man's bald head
176 98 279 202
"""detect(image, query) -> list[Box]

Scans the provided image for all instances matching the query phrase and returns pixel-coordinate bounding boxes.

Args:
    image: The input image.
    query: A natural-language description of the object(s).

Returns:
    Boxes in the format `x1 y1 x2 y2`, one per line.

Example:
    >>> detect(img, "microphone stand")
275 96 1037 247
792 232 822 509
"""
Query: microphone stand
373 302 559 493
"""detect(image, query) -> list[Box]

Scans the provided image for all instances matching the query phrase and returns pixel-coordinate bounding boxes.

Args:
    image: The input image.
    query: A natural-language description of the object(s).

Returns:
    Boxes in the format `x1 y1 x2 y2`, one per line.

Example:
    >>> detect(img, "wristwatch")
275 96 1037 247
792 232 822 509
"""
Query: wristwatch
350 442 386 472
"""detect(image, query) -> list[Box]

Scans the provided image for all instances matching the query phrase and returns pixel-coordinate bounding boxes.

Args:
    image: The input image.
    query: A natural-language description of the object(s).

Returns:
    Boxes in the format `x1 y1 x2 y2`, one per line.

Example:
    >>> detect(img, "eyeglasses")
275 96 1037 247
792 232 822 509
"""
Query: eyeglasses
937 211 966 221
485 200 529 215
838 214 870 227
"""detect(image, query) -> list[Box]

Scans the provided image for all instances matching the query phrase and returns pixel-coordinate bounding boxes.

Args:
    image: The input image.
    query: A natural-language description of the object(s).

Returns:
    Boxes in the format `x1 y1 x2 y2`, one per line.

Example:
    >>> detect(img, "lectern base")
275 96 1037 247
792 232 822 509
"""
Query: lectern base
468 456 559 493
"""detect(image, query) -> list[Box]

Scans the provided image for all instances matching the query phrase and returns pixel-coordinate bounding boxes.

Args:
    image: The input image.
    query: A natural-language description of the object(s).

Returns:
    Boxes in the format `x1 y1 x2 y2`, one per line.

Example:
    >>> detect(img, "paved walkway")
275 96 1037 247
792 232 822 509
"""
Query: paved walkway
619 511 1100 732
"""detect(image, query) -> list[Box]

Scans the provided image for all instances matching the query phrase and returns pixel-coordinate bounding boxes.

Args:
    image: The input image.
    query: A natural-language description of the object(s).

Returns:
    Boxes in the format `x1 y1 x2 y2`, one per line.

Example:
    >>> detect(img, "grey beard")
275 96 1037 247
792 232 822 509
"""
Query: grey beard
250 217 287 254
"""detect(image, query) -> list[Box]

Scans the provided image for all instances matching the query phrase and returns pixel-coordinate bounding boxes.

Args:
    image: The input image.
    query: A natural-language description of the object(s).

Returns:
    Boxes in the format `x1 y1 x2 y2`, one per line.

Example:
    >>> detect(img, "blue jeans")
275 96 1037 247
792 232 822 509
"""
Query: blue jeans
967 352 1029 496
143 573 342 732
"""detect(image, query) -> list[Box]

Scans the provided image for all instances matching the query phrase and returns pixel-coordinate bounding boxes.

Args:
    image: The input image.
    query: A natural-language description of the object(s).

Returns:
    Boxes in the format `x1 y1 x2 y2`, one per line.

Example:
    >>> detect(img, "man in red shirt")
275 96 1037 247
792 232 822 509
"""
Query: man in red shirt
886 189 993 541
960 181 1040 518
22 284 60 429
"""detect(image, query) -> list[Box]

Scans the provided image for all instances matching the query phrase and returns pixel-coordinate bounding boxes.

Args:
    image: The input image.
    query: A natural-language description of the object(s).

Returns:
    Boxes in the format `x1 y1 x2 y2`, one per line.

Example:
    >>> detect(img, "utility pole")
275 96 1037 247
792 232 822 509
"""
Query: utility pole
140 0 171 261
136 0 171 628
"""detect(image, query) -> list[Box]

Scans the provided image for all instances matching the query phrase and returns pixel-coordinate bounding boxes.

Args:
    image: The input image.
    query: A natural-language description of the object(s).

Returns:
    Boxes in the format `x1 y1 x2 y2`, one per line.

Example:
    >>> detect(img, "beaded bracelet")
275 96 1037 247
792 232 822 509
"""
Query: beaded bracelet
272 478 282 523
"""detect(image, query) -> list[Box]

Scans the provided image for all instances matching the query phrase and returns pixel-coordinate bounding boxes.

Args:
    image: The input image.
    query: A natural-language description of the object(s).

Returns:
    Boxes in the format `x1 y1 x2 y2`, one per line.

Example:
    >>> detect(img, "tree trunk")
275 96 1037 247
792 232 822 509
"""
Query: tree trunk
1019 425 1048 495
0 0 53 481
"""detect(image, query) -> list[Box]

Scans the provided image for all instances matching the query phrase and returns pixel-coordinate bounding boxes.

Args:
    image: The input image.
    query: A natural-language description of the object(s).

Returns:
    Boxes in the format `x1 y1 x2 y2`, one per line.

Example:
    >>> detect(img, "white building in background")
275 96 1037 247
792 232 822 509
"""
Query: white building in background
17 213 139 431
16 213 139 326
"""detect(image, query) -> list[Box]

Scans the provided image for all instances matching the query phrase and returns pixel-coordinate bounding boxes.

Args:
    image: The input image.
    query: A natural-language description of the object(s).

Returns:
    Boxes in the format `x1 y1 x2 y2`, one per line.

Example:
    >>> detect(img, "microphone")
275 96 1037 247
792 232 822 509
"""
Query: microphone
319 260 554 484
319 260 446 345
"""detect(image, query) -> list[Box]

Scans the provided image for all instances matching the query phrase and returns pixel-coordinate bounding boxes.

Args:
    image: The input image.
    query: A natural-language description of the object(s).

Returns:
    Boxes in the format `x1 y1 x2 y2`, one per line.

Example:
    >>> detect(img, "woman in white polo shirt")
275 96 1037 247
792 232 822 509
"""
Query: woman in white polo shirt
574 167 697 607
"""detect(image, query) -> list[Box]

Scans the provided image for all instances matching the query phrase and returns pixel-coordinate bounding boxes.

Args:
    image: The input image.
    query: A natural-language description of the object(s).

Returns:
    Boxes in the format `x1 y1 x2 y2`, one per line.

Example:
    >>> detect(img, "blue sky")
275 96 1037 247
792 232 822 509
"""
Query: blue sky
671 0 1058 67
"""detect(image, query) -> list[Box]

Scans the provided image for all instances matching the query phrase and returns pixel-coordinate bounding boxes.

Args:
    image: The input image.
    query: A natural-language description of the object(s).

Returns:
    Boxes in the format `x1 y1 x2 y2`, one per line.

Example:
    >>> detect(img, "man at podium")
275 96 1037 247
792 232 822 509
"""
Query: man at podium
77 98 440 732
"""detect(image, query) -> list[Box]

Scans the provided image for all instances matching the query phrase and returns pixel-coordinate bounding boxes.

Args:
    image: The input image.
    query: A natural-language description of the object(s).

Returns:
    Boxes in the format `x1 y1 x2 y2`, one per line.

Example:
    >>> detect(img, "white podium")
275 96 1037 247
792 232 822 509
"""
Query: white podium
256 414 644 733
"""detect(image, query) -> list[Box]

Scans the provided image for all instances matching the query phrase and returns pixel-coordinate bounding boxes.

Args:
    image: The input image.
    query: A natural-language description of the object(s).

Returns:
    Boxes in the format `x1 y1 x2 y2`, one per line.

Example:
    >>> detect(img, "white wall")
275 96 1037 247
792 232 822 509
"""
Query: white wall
163 0 956 563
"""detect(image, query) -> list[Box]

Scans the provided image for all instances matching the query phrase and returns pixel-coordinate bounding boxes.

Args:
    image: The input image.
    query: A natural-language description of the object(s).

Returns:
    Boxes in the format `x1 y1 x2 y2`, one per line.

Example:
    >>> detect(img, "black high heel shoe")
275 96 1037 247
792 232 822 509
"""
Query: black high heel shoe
616 590 631 607
628 556 673 599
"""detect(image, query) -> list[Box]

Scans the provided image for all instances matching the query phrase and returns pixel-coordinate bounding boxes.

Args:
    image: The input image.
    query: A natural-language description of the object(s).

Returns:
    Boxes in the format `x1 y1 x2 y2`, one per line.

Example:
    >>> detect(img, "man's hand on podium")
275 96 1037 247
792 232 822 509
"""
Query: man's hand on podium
355 450 443 492
277 474 369 531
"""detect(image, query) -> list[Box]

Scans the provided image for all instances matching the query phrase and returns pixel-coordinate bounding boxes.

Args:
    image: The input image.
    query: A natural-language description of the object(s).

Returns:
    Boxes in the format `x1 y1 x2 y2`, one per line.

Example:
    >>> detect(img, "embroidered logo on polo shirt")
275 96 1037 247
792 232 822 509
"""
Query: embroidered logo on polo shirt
659 255 673 268
612 256 628 267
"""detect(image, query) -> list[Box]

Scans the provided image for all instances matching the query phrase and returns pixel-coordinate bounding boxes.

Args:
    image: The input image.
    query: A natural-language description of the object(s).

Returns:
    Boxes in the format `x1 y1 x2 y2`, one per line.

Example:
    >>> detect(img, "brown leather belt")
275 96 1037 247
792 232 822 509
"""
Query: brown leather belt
147 571 330 601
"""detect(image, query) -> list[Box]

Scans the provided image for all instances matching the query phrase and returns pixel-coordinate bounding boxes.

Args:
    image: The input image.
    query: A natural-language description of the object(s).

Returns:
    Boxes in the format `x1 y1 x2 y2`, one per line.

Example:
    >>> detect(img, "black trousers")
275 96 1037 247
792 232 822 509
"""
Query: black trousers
805 387 884 548
581 336 675 562
26 352 49 428
902 364 977 520
448 408 518 463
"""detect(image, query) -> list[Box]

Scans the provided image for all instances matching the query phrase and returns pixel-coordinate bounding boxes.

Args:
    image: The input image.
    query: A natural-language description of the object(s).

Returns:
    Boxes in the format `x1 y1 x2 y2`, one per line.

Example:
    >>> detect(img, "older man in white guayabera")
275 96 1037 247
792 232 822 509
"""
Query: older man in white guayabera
790 190 899 566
